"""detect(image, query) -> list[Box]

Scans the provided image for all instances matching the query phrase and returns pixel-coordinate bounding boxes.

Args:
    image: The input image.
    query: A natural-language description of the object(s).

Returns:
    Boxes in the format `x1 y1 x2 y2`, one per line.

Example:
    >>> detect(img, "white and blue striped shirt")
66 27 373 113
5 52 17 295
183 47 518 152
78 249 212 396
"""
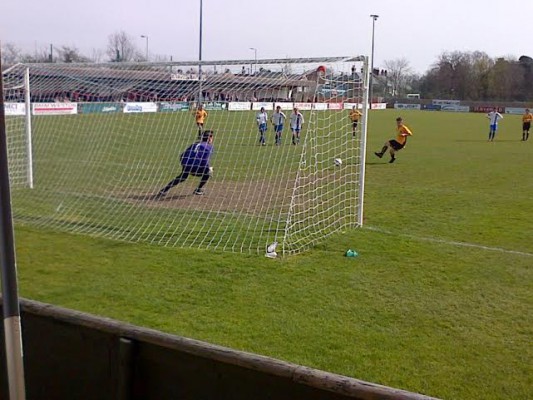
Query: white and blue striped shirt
256 111 268 125
290 112 304 130
271 111 286 125
487 111 503 125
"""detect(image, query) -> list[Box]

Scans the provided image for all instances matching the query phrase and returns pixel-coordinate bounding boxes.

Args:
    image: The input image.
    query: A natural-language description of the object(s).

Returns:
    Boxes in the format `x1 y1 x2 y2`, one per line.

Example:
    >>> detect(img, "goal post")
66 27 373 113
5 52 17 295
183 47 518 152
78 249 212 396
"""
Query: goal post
358 55 371 227
2 64 33 189
2 56 370 256
24 67 34 189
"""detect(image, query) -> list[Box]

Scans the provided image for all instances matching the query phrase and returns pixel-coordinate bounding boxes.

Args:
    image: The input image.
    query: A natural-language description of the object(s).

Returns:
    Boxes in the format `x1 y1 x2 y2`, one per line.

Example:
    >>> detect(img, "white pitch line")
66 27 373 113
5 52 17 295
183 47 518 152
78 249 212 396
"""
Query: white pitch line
364 226 533 258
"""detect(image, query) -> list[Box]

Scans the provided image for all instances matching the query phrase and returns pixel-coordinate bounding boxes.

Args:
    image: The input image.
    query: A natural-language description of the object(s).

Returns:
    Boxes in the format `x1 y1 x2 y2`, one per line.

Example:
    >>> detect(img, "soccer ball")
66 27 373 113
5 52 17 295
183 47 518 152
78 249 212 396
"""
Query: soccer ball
334 158 343 166
265 241 278 258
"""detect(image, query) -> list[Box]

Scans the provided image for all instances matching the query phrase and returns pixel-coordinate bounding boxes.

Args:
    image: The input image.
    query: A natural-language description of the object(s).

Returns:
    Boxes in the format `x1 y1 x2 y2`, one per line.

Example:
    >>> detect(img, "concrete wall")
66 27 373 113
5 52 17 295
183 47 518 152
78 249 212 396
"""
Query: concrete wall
0 298 439 400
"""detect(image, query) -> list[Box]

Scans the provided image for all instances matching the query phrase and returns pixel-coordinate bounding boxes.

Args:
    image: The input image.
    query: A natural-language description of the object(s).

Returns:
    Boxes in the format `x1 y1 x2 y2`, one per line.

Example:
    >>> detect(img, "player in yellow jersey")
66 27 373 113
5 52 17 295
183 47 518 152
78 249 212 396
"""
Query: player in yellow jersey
195 104 208 139
374 117 413 163
349 106 362 137
522 108 532 141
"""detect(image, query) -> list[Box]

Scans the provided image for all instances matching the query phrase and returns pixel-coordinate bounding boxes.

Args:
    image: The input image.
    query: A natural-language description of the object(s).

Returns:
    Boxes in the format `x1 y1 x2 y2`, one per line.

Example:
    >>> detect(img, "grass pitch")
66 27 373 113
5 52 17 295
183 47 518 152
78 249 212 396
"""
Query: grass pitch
13 109 533 399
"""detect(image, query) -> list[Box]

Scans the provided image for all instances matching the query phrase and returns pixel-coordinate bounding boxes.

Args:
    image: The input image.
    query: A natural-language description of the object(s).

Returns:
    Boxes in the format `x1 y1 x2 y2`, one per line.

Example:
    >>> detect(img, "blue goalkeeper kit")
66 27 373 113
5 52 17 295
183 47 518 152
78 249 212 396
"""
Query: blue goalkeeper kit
180 142 213 168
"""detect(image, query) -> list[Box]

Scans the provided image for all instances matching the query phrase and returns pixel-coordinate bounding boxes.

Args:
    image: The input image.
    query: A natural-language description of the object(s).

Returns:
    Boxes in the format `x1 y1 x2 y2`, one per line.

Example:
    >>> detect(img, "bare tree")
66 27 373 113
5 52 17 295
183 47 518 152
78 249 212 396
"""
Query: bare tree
487 57 524 101
461 51 491 100
20 45 51 63
384 58 412 96
153 54 172 62
1 42 22 65
404 72 422 94
518 55 533 101
89 48 104 63
417 51 533 101
420 51 471 99
106 31 140 62
57 46 90 63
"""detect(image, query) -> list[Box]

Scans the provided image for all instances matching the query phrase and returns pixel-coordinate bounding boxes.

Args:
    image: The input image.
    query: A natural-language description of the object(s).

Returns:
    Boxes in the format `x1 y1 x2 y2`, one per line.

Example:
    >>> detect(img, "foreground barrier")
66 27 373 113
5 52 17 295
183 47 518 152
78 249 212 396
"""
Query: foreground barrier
0 298 439 400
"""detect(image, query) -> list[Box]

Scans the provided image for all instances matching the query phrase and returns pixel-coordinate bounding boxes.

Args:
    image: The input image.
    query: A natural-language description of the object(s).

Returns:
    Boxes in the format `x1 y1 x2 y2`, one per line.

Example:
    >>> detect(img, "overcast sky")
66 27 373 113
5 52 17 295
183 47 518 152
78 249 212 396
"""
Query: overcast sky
2 0 532 74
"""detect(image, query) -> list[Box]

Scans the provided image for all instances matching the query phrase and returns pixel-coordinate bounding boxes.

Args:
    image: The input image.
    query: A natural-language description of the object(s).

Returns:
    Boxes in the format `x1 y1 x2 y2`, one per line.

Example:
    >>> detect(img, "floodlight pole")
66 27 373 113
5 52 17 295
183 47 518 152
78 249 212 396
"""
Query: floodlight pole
140 35 149 61
369 14 379 110
249 48 257 74
198 0 203 104
0 53 27 400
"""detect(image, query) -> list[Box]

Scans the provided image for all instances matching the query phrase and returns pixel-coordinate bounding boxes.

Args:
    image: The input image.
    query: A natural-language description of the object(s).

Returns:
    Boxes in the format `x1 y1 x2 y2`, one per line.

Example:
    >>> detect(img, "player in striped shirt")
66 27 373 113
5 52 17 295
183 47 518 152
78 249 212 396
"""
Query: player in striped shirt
256 107 268 145
374 117 413 163
290 107 304 145
271 106 286 145
487 108 503 142
522 108 532 141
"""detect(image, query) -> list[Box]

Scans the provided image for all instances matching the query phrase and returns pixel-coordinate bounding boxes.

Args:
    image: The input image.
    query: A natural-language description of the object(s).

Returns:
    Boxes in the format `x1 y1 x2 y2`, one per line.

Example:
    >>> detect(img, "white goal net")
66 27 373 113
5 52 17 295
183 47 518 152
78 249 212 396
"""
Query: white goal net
2 56 369 256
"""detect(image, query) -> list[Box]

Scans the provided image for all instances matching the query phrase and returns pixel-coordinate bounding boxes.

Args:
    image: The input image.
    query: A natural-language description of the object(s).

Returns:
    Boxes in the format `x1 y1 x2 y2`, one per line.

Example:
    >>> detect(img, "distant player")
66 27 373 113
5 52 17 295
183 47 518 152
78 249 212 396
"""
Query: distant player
195 104 208 139
487 107 503 141
256 107 268 145
290 107 304 145
349 106 362 137
374 117 413 163
522 108 532 141
271 105 286 145
157 130 214 197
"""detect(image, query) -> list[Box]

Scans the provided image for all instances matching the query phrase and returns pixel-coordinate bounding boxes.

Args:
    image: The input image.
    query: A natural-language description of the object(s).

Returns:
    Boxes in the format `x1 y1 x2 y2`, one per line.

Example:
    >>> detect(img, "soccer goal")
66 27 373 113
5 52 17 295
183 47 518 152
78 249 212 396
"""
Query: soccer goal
2 56 370 256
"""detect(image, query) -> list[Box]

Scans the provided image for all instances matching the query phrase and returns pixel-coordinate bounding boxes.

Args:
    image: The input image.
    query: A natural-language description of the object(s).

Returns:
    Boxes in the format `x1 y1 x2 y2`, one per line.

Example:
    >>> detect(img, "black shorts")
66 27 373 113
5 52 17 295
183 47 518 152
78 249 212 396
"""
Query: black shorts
523 122 531 131
389 140 404 151
183 165 211 177
352 121 359 128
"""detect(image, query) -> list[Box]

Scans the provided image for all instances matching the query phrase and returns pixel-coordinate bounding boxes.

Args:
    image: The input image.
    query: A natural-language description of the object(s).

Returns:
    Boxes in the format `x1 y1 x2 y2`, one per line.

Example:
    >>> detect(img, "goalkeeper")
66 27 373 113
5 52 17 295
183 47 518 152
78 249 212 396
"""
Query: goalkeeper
157 130 214 197
374 117 412 163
